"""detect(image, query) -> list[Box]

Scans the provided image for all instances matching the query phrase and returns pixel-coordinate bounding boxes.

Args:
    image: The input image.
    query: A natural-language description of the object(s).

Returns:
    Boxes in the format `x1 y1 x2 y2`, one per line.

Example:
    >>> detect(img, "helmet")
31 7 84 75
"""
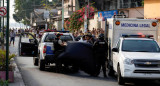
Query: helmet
98 34 104 40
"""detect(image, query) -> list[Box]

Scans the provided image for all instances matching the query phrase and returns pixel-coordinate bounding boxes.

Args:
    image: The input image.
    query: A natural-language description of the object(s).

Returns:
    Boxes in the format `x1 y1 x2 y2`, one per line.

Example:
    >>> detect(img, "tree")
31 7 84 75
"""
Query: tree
66 6 97 31
13 0 61 25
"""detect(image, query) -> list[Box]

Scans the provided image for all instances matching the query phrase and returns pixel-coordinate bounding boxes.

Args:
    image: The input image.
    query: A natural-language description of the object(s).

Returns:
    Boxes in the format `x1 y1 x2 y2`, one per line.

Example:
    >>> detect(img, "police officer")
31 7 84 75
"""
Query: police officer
54 33 66 73
93 34 108 77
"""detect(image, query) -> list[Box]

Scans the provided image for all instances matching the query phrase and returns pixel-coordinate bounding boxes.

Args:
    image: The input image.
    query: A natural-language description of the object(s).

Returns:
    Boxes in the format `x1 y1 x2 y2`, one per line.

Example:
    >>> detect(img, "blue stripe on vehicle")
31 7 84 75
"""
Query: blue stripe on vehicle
46 46 54 55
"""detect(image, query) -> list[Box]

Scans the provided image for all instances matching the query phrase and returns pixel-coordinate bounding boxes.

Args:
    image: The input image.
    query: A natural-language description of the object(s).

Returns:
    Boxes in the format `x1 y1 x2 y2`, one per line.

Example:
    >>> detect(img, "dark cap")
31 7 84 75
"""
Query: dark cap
56 33 61 37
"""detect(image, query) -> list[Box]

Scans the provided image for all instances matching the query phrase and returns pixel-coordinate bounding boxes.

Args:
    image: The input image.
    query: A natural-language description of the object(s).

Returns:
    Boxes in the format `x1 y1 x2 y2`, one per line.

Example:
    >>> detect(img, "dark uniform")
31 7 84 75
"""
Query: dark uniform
93 34 108 77
53 34 65 73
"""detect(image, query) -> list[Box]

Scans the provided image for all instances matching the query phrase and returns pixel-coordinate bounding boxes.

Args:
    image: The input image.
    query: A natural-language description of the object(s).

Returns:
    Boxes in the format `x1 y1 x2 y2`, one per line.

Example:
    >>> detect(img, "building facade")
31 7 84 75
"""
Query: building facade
144 0 160 44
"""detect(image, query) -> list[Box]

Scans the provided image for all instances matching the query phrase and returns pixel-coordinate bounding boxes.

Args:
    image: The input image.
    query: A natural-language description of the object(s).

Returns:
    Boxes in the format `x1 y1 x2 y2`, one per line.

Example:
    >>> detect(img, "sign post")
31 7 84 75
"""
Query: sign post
0 7 7 17
84 0 88 33
62 0 64 31
6 0 10 84
44 10 49 30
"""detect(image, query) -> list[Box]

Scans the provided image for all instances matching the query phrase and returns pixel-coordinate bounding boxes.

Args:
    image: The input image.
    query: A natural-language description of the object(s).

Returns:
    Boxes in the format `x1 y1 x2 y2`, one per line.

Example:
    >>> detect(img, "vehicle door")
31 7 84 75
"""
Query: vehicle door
112 39 121 71
18 32 38 57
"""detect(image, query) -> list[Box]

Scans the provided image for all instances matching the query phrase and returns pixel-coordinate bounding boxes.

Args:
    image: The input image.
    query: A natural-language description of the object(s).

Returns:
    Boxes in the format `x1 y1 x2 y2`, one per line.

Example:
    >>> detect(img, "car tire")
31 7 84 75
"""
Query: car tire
117 65 125 85
33 57 38 66
39 59 45 71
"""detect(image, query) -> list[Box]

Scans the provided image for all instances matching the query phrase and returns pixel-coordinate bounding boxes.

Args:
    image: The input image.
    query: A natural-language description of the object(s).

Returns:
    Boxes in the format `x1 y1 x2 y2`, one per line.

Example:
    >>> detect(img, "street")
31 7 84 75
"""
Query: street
8 37 160 86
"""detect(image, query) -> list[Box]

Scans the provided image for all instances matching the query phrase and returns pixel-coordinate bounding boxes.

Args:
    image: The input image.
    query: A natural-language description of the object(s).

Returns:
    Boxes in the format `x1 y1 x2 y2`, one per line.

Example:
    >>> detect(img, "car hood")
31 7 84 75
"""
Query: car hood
122 52 160 60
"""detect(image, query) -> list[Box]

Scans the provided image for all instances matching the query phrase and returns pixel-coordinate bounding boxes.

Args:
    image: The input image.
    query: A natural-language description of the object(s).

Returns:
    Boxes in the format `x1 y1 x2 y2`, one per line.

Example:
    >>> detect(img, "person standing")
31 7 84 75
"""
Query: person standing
93 33 108 77
10 30 16 46
53 33 66 73
29 30 35 43
78 35 87 42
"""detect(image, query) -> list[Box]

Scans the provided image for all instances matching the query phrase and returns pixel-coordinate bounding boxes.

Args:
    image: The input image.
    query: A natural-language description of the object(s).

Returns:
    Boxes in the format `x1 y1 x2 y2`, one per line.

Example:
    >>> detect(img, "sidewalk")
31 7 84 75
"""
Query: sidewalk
0 37 25 86
9 59 25 86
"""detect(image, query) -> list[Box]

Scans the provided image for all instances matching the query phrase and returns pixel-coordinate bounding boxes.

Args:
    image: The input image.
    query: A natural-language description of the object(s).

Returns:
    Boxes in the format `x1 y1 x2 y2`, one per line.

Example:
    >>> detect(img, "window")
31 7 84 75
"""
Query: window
60 35 73 42
119 0 143 9
44 34 56 42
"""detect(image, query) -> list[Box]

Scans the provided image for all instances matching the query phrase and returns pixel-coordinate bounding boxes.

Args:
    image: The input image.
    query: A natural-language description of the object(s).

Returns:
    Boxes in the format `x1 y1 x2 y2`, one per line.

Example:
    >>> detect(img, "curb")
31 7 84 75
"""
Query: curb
9 57 26 86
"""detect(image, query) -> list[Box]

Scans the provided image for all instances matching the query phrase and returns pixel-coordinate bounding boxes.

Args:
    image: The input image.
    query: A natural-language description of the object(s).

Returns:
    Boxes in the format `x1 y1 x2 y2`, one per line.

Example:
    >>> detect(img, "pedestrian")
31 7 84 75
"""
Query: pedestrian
85 33 94 44
93 33 108 77
39 29 44 38
78 35 87 42
53 33 66 73
29 30 35 43
10 30 16 46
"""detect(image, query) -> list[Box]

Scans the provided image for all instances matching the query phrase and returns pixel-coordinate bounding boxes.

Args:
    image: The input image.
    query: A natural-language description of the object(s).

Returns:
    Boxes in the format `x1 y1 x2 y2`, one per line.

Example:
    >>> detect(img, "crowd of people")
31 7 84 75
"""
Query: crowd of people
72 28 105 39
9 27 108 77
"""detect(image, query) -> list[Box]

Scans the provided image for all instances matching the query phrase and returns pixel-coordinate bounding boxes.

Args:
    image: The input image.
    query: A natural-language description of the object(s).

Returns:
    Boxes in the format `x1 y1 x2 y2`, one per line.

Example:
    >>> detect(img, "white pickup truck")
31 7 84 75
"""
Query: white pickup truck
106 18 160 85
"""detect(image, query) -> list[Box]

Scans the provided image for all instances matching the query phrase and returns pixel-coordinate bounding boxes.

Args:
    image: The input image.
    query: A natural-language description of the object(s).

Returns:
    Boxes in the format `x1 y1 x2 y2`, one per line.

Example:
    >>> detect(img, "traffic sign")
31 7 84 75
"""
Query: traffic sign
0 7 7 17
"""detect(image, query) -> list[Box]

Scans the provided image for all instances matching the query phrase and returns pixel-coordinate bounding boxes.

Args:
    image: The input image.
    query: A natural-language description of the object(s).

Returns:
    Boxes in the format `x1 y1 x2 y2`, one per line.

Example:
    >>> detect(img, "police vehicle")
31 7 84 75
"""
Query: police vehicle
18 31 75 71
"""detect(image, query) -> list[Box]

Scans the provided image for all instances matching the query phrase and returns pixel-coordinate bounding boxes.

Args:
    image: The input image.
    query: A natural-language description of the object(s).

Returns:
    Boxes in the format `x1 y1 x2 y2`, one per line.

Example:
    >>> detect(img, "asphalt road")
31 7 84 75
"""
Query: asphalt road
10 37 160 86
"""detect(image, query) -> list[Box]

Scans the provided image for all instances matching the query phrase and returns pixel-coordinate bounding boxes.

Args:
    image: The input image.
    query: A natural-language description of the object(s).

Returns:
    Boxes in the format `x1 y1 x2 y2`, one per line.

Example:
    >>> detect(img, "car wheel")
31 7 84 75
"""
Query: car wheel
39 59 45 71
117 65 125 85
33 57 38 66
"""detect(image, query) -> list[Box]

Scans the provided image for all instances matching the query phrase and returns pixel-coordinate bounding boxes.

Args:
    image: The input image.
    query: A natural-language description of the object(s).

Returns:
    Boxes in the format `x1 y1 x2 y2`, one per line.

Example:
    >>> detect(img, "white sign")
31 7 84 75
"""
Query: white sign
0 7 7 17
44 11 50 19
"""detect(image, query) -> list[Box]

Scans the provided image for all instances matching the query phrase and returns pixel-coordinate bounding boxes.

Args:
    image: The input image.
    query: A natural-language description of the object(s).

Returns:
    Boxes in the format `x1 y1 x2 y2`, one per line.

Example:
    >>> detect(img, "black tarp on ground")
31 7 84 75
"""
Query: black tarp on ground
58 42 96 75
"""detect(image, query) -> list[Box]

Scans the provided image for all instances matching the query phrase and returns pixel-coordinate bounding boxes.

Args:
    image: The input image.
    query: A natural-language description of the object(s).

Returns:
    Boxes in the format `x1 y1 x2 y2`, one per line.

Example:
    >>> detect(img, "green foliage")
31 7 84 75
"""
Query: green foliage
14 0 61 25
0 80 8 86
142 0 144 6
66 6 97 31
0 50 16 71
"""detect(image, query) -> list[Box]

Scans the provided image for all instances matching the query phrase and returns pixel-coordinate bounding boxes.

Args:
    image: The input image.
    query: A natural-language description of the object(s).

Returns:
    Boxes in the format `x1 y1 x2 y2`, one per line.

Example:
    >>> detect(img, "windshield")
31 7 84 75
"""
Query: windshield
122 40 160 52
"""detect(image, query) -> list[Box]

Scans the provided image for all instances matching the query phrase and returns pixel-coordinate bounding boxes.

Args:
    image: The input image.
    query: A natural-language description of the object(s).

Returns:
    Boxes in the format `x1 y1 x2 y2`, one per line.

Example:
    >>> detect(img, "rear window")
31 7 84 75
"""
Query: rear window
44 34 56 42
60 35 73 42
44 34 73 42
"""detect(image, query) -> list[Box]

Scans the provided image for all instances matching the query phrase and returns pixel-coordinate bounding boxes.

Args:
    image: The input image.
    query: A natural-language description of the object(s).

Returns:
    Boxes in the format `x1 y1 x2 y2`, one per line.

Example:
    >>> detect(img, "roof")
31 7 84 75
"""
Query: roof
44 32 72 35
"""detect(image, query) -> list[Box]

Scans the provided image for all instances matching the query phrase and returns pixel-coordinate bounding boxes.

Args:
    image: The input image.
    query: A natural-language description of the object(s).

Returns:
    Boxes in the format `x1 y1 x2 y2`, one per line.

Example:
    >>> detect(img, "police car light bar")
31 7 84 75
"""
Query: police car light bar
121 34 153 38
55 31 70 33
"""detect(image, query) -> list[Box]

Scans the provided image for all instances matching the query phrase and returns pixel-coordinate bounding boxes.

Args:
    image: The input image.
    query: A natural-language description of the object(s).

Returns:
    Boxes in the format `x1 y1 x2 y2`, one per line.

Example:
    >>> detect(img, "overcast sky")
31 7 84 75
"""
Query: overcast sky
10 0 27 28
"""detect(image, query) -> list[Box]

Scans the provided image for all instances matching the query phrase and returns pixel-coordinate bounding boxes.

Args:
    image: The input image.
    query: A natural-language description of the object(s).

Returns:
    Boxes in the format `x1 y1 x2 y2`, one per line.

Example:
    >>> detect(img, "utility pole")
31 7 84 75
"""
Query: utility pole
45 0 48 30
62 0 64 31
6 0 10 83
2 0 5 50
0 1 1 32
84 0 88 33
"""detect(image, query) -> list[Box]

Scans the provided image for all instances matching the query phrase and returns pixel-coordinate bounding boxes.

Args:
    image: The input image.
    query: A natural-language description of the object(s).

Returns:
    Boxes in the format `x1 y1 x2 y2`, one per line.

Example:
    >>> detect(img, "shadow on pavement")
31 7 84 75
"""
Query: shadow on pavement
44 66 117 82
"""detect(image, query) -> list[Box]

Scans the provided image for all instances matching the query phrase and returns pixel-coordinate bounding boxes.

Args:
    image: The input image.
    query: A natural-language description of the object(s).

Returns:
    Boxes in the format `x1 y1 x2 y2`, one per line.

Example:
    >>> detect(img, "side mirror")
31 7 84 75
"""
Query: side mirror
112 48 119 52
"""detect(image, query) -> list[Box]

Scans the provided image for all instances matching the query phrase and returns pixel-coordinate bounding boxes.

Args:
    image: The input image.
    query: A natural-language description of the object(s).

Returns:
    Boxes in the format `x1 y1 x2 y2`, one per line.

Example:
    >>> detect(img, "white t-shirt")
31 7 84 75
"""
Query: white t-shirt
78 38 87 42
58 40 63 45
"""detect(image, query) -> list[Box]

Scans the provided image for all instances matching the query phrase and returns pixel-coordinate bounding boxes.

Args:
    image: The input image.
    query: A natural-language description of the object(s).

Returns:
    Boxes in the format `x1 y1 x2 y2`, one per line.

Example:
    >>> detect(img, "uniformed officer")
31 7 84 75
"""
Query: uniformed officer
93 34 108 77
54 33 66 73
